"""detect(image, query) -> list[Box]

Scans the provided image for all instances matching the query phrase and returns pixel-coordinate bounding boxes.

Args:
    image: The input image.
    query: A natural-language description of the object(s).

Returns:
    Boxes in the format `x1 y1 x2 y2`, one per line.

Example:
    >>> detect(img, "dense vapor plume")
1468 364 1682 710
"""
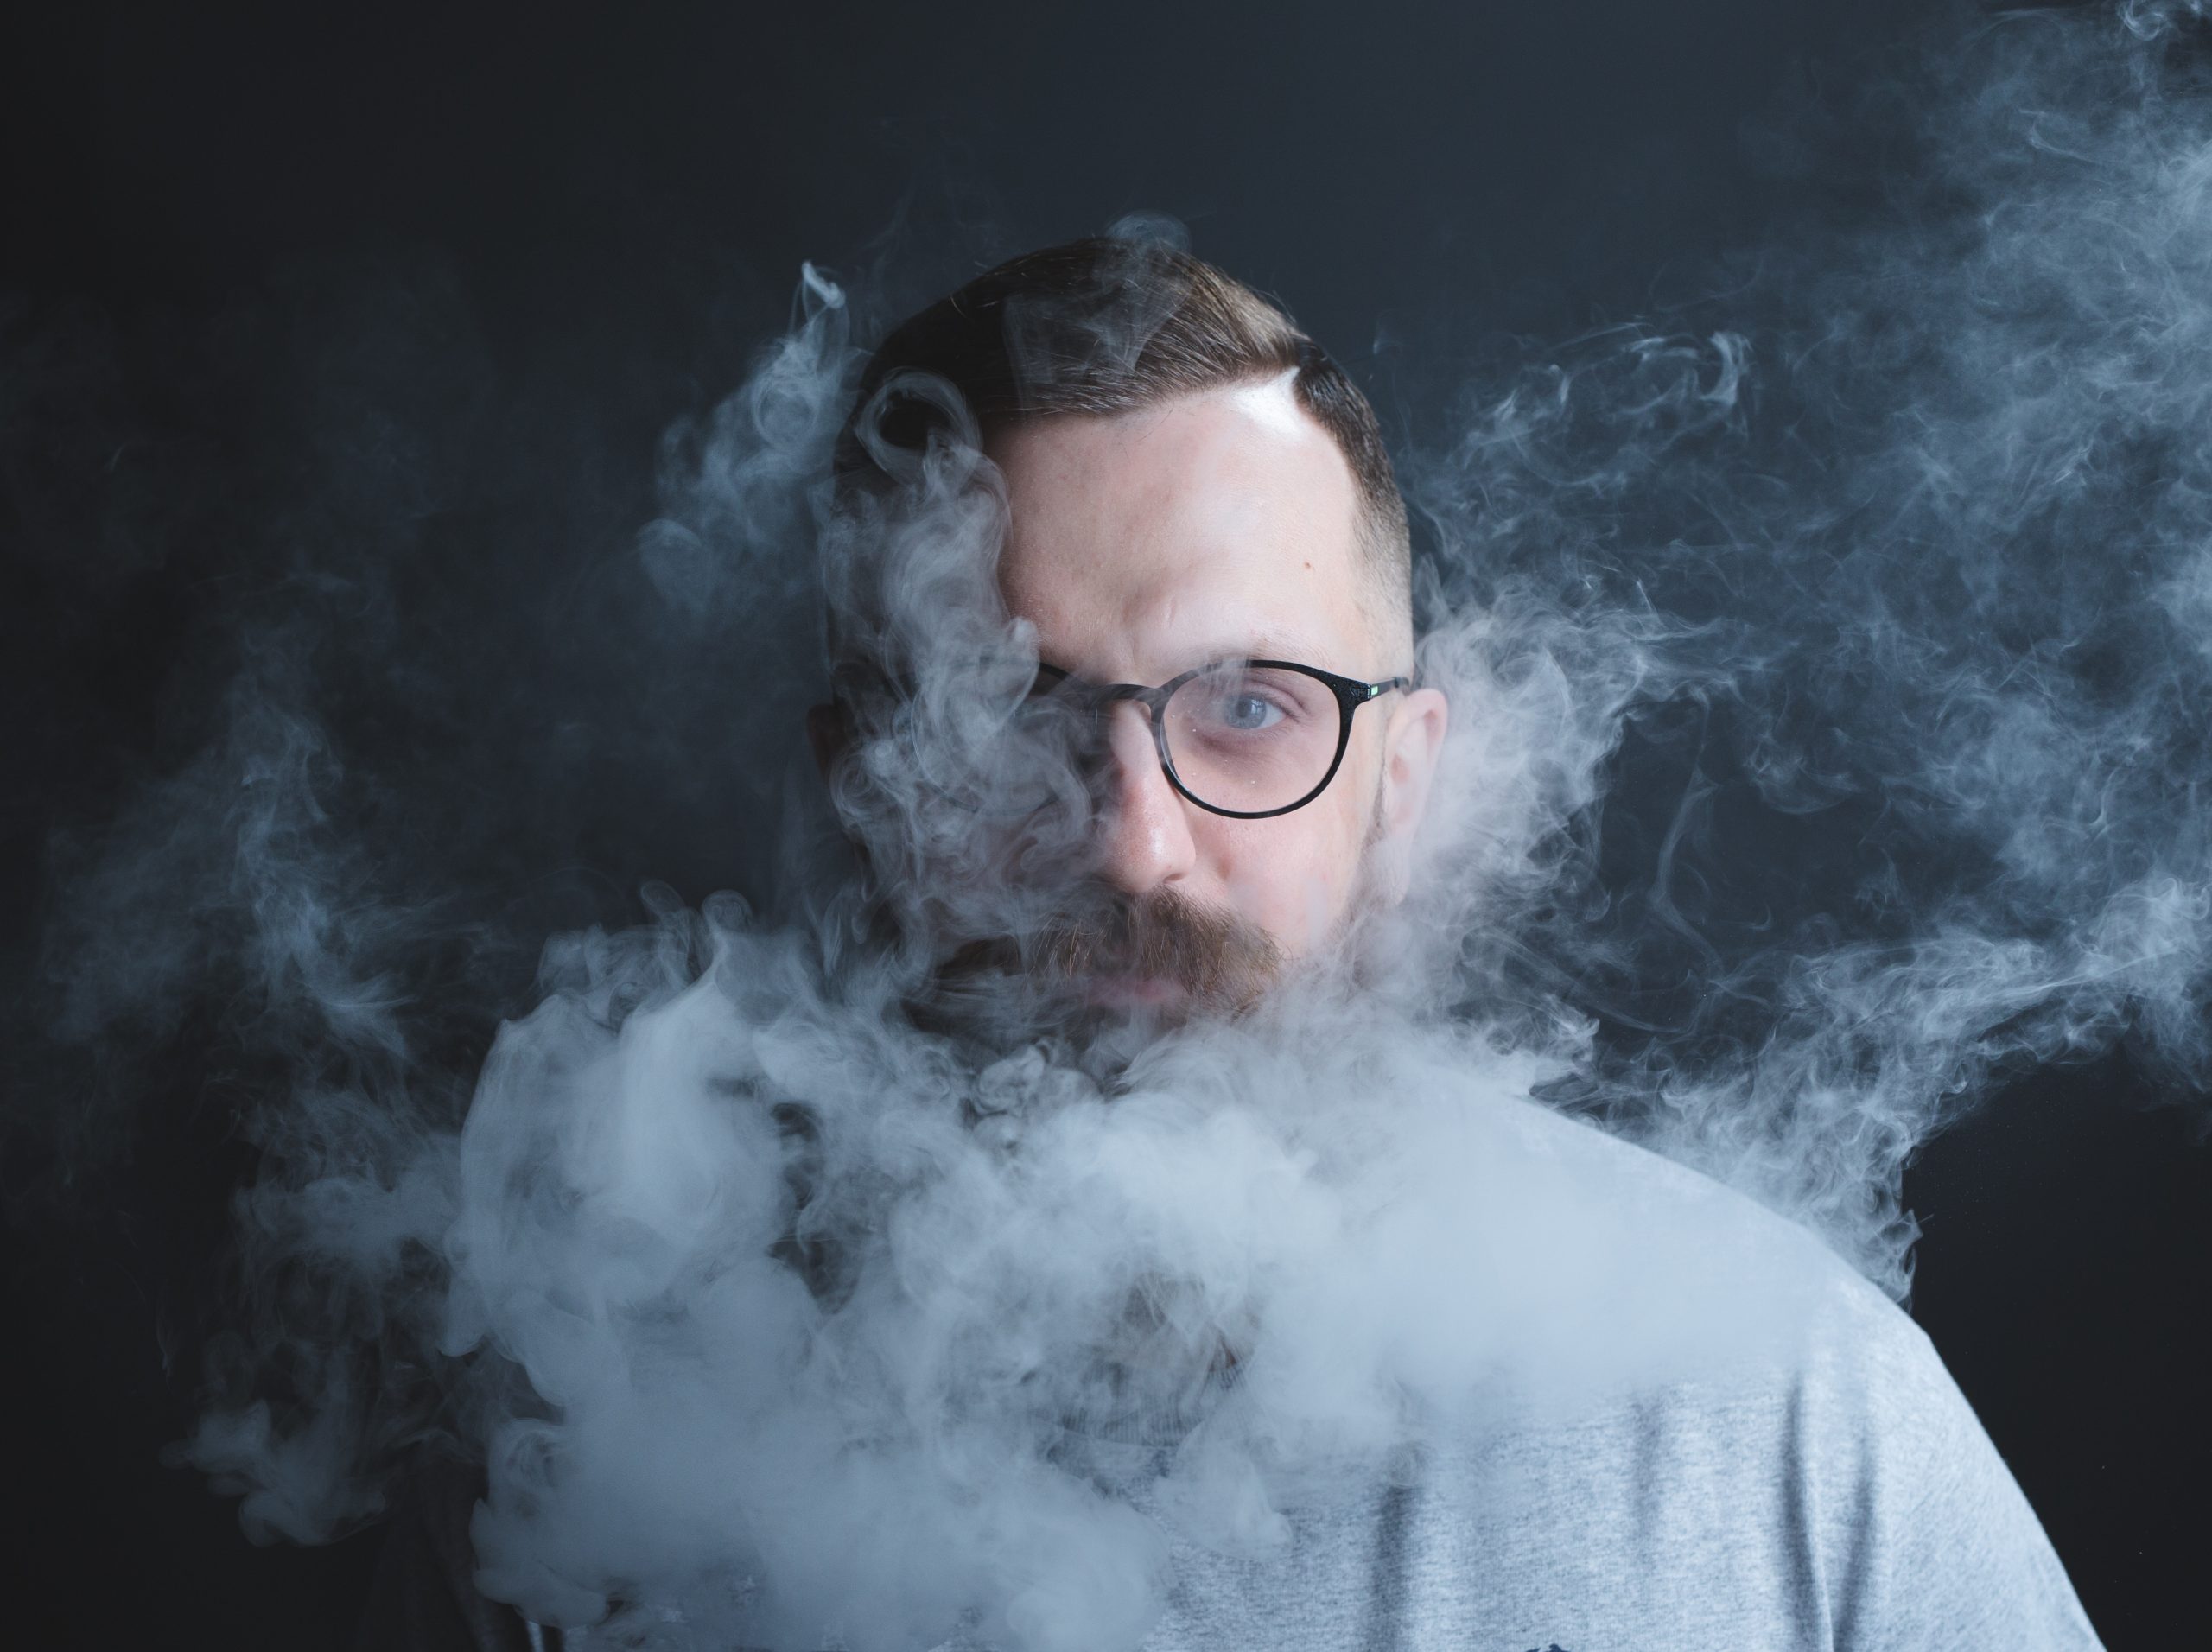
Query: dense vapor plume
1407 0 2212 1276
9 4 2211 1649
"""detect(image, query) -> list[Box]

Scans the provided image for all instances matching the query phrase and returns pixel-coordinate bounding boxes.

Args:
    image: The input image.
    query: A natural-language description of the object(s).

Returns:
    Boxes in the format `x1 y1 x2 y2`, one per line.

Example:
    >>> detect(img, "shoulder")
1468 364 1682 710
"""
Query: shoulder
1427 1091 1911 1400
1441 1097 1971 1493
1468 1098 2103 1649
1497 1097 1939 1378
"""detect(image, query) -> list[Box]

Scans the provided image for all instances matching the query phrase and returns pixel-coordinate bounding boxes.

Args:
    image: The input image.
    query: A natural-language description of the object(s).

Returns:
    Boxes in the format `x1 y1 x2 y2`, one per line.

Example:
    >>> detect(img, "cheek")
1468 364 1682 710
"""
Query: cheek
1198 790 1371 956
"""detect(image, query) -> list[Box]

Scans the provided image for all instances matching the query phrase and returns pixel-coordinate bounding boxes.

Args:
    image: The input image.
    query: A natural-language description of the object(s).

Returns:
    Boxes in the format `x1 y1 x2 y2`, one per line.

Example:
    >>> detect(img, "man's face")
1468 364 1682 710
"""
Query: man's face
989 373 1449 1012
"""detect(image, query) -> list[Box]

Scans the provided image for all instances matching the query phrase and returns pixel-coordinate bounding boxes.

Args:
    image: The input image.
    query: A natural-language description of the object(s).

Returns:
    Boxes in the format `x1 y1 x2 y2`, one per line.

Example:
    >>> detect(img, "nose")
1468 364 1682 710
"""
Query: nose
1093 700 1197 896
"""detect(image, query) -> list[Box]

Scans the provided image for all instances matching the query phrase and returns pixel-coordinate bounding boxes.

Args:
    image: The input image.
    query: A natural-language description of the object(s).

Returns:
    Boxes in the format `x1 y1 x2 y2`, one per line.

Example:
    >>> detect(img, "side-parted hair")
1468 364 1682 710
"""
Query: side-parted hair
831 236 1413 642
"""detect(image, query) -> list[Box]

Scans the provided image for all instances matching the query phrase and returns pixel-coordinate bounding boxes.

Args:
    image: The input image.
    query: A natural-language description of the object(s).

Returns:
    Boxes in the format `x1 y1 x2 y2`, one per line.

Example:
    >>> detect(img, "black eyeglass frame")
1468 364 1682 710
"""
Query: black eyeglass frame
1032 658 1412 821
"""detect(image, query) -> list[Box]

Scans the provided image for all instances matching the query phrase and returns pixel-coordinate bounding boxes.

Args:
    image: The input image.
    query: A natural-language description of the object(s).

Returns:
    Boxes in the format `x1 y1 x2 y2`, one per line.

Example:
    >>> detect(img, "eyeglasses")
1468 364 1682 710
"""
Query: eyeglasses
1020 658 1411 820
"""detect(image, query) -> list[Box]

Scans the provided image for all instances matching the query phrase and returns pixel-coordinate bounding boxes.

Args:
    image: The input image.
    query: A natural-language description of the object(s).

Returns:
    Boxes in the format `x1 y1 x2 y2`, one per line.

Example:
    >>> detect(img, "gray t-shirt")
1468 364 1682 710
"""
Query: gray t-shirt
1137 1121 2101 1652
461 1104 2099 1652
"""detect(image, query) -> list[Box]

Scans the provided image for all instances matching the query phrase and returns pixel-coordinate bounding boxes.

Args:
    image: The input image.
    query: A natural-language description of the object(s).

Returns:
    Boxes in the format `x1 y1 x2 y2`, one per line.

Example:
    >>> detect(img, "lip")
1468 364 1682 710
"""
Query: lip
1077 973 1190 1010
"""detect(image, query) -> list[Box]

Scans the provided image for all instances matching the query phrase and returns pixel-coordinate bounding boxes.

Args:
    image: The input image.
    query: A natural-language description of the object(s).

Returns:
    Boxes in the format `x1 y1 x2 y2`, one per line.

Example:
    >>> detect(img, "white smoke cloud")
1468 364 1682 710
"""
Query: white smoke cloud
17 4 2212 1649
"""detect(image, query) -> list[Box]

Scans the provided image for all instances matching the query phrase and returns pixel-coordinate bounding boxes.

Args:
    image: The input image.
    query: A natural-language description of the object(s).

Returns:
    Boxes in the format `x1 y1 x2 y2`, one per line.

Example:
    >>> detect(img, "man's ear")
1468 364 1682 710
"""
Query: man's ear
805 701 851 782
1371 686 1449 903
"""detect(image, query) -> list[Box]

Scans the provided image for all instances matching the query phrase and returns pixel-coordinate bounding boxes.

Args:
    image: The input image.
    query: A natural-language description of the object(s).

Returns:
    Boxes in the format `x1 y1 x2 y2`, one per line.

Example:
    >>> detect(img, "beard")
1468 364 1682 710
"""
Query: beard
905 783 1387 1047
1029 886 1287 1018
918 886 1287 1047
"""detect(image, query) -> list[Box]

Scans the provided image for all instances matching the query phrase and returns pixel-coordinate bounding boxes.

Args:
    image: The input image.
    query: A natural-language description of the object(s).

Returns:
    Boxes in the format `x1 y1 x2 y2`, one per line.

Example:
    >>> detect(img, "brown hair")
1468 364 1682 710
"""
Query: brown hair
833 235 1412 637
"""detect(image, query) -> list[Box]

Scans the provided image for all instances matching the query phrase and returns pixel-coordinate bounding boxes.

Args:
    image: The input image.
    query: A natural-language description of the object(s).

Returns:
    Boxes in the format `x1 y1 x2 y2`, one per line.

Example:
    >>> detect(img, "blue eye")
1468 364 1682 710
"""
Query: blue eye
1211 692 1283 733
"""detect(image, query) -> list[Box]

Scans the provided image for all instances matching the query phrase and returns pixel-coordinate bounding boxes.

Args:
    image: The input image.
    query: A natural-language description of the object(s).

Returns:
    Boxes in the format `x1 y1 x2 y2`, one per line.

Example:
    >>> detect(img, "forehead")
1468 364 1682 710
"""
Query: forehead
990 376 1375 679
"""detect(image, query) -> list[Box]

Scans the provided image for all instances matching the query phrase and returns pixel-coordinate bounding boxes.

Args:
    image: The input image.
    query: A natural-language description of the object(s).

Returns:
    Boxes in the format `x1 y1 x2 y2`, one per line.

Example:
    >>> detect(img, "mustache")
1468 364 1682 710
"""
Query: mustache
1029 888 1285 1011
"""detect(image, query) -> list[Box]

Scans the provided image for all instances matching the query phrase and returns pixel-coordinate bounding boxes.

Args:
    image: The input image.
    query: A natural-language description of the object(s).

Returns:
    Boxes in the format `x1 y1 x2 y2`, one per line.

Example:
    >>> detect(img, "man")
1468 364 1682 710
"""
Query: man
361 237 2100 1649
812 235 1446 1035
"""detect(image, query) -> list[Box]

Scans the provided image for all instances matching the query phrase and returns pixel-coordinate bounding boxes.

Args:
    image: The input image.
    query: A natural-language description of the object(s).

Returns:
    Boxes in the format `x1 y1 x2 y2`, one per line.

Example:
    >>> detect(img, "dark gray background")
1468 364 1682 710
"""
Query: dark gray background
3 3 2202 1646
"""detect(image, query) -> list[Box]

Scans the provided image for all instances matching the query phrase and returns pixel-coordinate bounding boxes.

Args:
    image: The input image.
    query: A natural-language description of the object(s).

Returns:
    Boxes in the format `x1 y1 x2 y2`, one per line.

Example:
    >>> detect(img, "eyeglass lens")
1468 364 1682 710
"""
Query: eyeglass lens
1160 663 1344 814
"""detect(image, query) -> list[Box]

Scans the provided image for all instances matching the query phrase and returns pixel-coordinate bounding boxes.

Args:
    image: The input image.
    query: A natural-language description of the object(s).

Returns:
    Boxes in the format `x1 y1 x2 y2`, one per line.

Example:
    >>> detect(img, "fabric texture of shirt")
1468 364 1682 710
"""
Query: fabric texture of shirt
359 1102 2102 1652
1109 1100 2102 1652
1139 1239 2099 1650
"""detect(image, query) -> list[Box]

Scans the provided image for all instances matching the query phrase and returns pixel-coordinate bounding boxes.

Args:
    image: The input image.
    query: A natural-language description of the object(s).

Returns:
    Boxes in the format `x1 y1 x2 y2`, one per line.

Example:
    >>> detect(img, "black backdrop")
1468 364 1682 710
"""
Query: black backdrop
3 3 2205 1647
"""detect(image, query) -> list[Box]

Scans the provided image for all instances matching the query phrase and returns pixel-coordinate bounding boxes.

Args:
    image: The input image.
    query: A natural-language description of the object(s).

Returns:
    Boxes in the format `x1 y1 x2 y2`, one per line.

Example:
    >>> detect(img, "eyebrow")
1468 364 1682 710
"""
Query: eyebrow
1035 634 1352 686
